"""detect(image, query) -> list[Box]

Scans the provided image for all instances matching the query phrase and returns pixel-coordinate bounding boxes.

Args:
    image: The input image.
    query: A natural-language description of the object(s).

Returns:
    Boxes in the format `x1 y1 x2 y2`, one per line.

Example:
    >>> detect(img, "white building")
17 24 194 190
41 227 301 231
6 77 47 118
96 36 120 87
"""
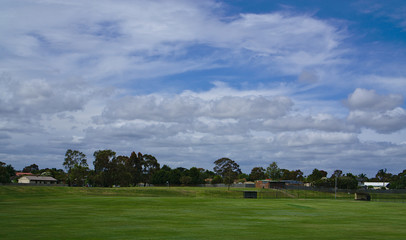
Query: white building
18 176 58 184
361 182 389 189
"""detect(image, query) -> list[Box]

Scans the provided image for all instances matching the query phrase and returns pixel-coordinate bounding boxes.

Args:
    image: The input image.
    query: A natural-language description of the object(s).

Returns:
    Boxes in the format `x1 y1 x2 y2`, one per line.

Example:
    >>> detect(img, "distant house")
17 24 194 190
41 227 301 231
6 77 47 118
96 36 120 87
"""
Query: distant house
18 176 58 184
360 182 389 189
255 180 303 189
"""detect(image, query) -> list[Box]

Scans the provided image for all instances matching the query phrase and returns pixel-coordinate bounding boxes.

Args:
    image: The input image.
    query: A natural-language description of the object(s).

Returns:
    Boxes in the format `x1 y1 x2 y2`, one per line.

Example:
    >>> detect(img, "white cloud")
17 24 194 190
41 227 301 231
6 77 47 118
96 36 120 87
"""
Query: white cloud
99 86 293 123
263 114 355 132
345 88 406 133
363 75 406 94
347 108 406 133
0 75 95 117
0 0 344 82
359 128 406 145
345 88 403 111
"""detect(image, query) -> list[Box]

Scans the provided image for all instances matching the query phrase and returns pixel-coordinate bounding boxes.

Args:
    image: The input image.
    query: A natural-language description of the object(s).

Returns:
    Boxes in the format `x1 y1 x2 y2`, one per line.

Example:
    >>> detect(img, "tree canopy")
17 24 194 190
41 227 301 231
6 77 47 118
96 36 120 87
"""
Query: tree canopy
0 161 15 184
213 158 241 189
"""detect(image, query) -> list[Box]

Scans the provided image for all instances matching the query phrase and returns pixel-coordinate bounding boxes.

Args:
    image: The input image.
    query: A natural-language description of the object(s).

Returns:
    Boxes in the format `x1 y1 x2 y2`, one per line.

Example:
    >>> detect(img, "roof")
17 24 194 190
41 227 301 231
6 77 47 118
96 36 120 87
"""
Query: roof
16 172 34 176
20 176 57 181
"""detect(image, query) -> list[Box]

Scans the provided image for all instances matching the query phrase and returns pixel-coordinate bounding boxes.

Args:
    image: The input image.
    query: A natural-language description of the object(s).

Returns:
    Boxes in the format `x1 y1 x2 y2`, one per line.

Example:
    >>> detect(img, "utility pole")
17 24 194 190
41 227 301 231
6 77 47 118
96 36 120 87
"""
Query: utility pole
335 175 337 200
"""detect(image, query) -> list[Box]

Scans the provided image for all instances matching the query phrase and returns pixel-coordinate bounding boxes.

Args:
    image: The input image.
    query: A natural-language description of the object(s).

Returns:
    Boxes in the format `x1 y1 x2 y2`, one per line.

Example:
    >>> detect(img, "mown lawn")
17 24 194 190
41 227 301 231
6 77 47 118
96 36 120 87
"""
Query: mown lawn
0 186 405 239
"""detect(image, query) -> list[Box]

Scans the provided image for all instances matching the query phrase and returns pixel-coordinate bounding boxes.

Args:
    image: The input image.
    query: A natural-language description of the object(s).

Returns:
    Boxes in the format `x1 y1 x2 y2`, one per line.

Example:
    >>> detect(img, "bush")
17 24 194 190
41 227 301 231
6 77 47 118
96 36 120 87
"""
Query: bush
211 175 223 184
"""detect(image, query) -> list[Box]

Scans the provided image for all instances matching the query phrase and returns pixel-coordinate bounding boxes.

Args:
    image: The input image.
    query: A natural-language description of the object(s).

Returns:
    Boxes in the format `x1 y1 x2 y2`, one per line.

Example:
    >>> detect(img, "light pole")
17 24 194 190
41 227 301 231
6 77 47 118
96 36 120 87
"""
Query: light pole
335 175 337 200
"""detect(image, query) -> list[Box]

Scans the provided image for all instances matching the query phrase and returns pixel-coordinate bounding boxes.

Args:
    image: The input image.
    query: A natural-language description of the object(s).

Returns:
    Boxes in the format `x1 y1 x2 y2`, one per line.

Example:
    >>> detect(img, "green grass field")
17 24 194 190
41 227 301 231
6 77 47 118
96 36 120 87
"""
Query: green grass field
1 186 405 240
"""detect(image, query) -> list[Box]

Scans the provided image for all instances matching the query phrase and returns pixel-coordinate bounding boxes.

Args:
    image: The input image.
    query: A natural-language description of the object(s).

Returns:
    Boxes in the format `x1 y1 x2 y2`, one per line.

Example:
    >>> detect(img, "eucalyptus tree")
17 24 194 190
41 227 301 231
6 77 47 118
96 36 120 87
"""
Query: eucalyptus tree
249 167 266 181
213 158 241 189
63 149 88 186
266 162 282 180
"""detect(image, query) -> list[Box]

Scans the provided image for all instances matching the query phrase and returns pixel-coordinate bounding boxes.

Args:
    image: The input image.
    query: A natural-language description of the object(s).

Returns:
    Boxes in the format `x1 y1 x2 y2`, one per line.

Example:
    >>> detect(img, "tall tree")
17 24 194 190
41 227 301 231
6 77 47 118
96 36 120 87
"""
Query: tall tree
249 167 266 181
357 173 369 182
69 165 89 186
376 168 392 182
266 162 282 180
188 167 205 185
63 149 88 186
93 150 116 187
168 168 183 185
213 158 241 189
142 154 160 186
292 170 304 181
110 155 131 187
0 161 15 184
126 151 143 186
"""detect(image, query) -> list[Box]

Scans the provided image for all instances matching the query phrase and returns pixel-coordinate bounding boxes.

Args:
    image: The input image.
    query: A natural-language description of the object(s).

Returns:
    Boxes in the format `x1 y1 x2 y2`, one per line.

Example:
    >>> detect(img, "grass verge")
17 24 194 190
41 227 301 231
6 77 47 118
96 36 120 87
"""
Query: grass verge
1 186 405 239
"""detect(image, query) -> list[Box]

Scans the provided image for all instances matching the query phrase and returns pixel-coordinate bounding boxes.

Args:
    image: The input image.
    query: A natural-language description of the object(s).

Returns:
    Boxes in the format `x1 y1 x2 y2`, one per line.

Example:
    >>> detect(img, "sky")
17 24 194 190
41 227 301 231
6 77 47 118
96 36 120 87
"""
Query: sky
1 0 406 177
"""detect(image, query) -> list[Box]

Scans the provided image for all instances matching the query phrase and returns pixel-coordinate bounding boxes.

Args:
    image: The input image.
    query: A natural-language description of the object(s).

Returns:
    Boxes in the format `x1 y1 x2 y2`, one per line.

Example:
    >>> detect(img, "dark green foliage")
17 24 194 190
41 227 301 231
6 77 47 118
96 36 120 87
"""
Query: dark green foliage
22 163 40 174
152 166 205 186
337 176 358 189
249 167 266 181
180 175 192 185
313 174 358 189
213 158 241 189
307 168 327 182
91 150 156 187
238 173 249 182
211 175 223 184
281 169 304 181
127 152 143 185
92 150 116 187
188 167 205 184
376 168 392 182
357 173 369 182
109 155 131 187
0 161 15 183
151 167 171 185
42 168 66 182
169 168 183 185
266 162 282 180
64 149 89 186
93 150 116 173
142 154 160 186
201 169 215 180
389 170 406 189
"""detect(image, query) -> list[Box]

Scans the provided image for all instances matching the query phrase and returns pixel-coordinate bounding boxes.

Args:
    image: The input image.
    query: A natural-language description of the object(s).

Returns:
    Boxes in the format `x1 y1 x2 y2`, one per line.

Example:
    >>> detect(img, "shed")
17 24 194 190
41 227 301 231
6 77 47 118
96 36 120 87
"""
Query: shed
243 191 258 199
18 176 58 184
355 192 371 201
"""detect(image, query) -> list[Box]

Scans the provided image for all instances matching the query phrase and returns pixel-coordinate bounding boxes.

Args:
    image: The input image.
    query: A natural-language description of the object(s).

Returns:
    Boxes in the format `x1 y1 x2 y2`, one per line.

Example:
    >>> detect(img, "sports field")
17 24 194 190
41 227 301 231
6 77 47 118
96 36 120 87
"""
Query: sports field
1 186 405 239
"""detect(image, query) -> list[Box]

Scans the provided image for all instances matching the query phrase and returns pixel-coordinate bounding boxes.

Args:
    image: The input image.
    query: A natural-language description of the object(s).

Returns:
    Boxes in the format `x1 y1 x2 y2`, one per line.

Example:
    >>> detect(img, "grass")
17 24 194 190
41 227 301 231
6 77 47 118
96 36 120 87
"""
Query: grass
1 186 406 239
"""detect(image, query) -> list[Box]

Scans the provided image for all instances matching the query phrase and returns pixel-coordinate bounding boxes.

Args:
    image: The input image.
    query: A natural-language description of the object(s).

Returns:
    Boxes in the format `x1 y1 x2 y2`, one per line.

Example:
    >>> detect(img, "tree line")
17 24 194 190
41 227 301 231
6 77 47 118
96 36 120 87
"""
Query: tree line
1 149 405 190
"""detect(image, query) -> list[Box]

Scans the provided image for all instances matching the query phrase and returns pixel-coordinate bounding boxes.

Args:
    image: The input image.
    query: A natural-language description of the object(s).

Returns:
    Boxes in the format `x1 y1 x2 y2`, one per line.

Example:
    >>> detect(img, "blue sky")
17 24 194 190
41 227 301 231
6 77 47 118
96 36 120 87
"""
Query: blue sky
1 0 406 177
